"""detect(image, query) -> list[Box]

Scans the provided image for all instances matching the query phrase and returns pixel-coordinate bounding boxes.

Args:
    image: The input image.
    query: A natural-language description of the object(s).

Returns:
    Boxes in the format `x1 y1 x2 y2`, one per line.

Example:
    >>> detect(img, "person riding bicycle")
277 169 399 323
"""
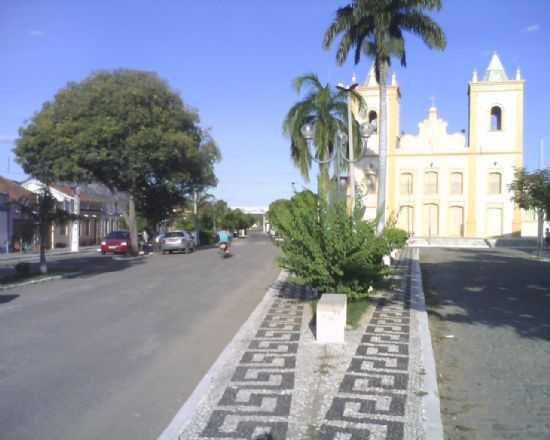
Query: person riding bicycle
217 229 233 255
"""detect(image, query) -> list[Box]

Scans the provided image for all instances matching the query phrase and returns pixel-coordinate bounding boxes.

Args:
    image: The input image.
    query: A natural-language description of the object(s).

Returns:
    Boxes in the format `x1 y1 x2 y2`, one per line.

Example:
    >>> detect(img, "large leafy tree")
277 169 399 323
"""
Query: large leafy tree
511 168 550 249
15 69 220 254
283 73 364 193
323 0 446 231
511 168 550 217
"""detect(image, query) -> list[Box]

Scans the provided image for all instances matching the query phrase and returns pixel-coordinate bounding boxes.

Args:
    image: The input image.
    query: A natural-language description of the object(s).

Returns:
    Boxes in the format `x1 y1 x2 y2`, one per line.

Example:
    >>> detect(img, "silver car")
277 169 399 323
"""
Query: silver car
160 231 196 254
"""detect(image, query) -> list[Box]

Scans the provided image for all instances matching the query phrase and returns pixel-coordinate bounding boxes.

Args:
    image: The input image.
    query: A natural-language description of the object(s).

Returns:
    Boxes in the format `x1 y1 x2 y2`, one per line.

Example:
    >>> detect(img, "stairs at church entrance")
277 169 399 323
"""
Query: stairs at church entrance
408 237 490 248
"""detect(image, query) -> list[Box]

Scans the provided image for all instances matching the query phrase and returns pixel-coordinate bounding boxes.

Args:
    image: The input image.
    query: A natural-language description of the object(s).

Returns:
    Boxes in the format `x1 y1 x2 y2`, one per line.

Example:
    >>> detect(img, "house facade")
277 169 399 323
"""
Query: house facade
353 53 525 238
19 179 125 250
0 176 35 252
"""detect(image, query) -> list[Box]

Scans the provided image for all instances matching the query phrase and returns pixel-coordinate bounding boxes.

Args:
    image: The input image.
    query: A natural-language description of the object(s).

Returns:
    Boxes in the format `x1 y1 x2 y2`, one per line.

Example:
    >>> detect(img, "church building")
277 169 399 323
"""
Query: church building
354 53 525 238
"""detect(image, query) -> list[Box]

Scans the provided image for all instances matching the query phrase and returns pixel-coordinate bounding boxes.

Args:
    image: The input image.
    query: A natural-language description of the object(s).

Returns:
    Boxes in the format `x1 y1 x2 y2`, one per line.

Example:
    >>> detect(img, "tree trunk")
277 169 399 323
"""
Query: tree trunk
127 195 139 256
39 222 48 274
376 61 389 235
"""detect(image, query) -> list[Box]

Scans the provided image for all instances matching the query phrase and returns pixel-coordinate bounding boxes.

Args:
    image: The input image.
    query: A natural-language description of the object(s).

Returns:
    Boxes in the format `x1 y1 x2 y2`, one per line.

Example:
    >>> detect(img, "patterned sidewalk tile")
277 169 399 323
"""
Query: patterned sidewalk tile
173 249 428 440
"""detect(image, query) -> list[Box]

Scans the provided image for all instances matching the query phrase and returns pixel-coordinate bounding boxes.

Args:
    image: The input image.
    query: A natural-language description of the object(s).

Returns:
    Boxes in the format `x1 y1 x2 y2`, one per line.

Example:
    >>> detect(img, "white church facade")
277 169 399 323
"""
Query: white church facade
354 53 525 238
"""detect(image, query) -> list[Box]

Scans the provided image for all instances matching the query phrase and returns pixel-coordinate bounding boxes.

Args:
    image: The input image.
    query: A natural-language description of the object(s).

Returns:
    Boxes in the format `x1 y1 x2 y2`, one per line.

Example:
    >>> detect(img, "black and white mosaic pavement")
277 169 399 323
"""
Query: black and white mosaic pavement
198 282 309 440
172 250 429 440
318 249 414 440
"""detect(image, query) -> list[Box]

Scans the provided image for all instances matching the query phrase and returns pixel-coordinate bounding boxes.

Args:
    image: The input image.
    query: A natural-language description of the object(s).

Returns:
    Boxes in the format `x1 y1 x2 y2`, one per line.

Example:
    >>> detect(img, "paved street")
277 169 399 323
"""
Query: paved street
0 233 280 440
421 247 550 440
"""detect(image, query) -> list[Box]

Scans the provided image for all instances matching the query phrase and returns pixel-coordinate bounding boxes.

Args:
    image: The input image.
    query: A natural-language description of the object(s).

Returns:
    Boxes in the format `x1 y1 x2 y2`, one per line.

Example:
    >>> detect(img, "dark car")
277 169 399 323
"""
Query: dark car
100 230 131 255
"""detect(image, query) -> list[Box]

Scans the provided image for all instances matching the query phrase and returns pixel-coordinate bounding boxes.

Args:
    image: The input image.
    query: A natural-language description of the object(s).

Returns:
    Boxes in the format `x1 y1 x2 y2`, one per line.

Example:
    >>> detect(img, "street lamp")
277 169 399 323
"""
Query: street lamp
300 122 334 165
336 81 359 211
334 120 377 209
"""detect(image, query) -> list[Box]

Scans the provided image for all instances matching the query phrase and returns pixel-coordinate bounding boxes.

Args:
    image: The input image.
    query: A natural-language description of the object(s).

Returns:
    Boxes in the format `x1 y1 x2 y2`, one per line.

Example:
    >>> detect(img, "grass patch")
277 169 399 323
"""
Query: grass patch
347 298 370 328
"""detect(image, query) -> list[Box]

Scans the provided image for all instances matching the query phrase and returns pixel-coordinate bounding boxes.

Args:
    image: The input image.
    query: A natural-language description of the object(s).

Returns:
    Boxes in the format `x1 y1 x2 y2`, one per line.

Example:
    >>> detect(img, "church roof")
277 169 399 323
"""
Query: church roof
484 52 508 81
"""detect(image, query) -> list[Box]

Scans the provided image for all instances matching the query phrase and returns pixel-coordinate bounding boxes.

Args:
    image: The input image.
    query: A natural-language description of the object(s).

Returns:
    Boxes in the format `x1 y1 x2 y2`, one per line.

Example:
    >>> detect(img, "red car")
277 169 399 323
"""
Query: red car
100 230 131 255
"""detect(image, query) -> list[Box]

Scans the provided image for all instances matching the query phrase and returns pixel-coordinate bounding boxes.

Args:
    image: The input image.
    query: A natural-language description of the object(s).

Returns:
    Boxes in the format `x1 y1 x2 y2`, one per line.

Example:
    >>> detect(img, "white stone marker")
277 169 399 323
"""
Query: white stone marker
316 294 347 343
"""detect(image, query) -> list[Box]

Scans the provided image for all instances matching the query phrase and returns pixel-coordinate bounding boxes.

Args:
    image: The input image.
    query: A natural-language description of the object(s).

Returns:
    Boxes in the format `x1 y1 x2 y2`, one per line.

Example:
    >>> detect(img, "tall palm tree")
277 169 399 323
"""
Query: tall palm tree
323 0 446 231
283 73 364 194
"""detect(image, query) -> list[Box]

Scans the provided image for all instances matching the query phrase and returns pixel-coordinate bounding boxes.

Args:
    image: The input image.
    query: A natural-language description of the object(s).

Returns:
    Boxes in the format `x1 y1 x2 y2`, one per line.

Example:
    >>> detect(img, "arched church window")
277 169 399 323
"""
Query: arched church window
490 106 502 131
450 172 463 195
488 172 502 194
424 171 438 195
400 173 413 195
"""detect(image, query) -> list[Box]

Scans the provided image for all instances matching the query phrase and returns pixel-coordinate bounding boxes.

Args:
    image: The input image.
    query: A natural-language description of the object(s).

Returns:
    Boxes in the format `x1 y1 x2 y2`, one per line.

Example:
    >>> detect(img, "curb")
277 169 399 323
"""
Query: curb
0 248 98 264
410 247 445 439
0 271 83 291
157 270 288 440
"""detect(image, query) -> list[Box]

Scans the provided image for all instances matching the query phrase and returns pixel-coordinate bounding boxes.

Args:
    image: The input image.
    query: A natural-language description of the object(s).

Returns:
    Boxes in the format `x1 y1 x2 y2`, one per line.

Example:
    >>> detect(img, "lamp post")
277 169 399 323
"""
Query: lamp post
70 186 80 252
334 121 377 210
337 82 359 211
300 122 333 196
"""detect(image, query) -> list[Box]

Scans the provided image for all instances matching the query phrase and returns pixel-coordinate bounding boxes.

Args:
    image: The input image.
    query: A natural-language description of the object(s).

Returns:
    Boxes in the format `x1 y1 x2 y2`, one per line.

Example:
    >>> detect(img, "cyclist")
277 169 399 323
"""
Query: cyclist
217 229 233 256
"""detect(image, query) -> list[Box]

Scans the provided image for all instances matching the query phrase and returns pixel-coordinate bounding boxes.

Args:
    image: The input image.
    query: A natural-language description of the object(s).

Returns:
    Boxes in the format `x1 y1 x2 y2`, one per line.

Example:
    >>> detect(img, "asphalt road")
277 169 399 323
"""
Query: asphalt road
0 233 280 440
421 247 550 440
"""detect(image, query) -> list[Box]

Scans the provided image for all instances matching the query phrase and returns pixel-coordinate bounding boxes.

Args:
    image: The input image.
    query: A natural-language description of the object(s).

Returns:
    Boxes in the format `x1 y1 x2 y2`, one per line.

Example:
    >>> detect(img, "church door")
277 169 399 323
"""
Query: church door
423 204 439 237
397 206 414 235
487 208 503 237
448 206 464 237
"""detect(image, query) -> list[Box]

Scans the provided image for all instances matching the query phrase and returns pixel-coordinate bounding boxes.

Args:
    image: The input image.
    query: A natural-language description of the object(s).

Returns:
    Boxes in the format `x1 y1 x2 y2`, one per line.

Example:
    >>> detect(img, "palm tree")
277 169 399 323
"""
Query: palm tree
283 73 364 194
323 0 446 231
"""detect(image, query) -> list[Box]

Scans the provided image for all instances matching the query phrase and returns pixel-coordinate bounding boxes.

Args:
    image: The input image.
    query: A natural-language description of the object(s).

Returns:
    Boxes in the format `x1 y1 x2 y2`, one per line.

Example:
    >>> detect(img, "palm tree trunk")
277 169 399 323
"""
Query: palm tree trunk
319 162 330 198
376 61 389 234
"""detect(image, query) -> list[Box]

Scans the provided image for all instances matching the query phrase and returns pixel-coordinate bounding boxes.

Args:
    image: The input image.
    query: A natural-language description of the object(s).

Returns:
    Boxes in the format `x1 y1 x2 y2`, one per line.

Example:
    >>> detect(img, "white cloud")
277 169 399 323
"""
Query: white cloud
525 24 540 32
29 29 45 37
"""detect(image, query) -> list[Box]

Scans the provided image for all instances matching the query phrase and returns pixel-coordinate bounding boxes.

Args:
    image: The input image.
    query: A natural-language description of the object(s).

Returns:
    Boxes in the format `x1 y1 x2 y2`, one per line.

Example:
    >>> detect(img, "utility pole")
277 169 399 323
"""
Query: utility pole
70 186 80 252
538 139 545 256
336 78 359 213
193 189 199 245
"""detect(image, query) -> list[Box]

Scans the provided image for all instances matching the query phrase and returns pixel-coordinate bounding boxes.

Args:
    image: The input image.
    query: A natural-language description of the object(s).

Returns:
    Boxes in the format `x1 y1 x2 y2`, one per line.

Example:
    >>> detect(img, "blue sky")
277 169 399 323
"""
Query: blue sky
1 0 549 207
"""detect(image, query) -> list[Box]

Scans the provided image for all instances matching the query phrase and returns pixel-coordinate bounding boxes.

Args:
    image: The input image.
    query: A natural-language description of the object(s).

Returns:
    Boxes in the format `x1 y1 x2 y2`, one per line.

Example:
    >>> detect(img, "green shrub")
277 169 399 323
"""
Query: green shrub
270 191 390 300
14 262 32 278
199 230 216 245
384 226 409 250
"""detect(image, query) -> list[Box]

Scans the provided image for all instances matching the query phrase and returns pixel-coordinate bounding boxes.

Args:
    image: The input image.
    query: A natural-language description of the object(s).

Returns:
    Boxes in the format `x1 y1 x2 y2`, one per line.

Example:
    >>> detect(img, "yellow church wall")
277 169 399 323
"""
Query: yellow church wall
352 54 524 238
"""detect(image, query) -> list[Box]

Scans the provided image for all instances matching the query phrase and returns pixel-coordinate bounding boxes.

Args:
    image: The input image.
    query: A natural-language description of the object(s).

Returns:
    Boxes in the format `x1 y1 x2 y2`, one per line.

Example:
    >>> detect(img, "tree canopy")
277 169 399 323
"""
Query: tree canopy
323 0 446 232
282 73 364 189
511 168 550 218
15 69 220 253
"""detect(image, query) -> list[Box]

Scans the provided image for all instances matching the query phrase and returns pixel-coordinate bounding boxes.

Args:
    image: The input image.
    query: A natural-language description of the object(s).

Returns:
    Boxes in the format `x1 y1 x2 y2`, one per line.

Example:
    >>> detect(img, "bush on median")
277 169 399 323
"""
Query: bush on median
270 191 407 300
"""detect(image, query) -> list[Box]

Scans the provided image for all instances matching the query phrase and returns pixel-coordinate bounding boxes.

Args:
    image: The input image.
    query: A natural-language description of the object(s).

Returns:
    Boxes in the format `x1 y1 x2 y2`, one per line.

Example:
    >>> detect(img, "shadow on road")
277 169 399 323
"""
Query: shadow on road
421 247 550 342
0 294 19 304
0 255 146 308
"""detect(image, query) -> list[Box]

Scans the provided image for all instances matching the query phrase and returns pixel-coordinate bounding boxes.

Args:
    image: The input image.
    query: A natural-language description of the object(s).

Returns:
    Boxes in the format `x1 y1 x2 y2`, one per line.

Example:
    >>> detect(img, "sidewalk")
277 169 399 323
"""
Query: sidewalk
0 245 98 264
160 248 442 440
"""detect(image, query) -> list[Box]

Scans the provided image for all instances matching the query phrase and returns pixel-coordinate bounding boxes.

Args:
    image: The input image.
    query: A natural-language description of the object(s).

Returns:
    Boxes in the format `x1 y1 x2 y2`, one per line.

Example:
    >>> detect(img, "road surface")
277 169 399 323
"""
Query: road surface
0 233 280 440
421 247 550 440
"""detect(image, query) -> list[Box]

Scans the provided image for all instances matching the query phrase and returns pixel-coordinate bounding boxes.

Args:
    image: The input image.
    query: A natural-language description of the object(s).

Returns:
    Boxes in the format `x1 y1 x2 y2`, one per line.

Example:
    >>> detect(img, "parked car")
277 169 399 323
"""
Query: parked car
100 230 131 255
160 231 196 254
